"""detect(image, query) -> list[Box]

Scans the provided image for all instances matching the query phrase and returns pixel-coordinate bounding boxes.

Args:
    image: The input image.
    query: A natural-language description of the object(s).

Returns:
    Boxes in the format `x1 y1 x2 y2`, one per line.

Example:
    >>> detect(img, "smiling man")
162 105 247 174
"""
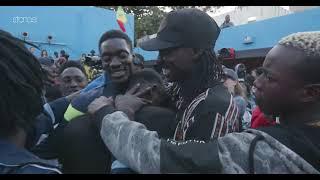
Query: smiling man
63 30 135 122
55 30 136 173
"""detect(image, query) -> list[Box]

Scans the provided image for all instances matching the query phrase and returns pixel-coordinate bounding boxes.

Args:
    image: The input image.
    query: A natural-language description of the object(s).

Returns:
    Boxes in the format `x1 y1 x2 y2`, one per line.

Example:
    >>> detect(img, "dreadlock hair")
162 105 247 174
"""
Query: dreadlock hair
98 30 133 53
169 47 224 109
278 31 320 84
188 47 224 98
203 48 224 86
0 30 44 138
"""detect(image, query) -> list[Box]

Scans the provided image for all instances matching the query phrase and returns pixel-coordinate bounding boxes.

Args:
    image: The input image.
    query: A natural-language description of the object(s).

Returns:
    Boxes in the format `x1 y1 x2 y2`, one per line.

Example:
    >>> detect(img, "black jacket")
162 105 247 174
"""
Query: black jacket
173 84 240 142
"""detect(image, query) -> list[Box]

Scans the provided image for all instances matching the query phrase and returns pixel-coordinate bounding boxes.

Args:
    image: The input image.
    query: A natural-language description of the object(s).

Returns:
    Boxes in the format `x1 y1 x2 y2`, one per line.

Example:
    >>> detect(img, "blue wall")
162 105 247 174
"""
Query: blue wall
2 7 319 61
135 8 320 60
134 47 158 61
215 7 320 51
0 6 134 60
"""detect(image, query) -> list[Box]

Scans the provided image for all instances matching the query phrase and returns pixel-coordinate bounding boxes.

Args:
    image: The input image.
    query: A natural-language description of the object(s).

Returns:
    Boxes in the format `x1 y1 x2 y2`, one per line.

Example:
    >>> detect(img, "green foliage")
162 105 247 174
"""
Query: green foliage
97 6 222 46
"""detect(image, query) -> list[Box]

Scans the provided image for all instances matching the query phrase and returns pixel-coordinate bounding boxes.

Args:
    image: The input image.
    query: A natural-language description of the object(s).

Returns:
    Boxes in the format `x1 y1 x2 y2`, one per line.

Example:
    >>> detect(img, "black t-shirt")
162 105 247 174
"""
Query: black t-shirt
135 106 177 139
258 124 320 171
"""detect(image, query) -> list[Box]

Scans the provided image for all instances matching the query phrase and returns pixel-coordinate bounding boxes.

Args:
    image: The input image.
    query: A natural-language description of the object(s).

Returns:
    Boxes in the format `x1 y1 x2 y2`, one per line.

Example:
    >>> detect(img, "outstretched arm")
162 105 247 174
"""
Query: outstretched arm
100 111 161 174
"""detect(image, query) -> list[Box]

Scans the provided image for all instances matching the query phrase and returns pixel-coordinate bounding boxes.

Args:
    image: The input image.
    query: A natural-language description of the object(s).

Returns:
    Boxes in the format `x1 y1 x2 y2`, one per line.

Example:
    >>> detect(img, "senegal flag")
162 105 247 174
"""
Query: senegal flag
116 6 127 32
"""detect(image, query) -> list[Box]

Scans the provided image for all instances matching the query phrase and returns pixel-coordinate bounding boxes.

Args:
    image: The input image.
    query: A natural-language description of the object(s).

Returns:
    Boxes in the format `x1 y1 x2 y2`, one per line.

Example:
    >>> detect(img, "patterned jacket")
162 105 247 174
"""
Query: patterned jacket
173 84 240 142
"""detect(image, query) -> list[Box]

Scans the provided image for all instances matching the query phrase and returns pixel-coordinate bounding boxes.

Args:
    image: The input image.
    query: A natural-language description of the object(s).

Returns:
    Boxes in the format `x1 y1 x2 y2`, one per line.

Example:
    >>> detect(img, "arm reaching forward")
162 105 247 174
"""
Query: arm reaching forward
100 111 161 174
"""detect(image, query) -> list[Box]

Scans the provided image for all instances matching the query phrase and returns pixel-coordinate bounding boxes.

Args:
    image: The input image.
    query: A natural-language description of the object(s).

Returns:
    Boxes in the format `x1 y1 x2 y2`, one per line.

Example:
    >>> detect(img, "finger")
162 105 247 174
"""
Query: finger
126 83 140 95
134 86 152 97
140 98 152 104
106 96 113 101
99 97 112 104
114 95 123 102
92 96 106 104
105 97 114 104
98 95 110 100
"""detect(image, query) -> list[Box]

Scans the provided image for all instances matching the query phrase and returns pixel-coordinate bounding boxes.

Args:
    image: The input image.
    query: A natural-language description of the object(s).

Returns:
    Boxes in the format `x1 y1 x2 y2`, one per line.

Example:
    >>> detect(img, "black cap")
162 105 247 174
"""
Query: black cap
140 8 220 51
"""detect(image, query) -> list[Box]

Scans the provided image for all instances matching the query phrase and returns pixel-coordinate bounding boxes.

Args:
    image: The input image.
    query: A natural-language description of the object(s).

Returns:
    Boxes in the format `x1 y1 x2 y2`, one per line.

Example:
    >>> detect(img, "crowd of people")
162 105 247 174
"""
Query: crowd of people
0 8 319 174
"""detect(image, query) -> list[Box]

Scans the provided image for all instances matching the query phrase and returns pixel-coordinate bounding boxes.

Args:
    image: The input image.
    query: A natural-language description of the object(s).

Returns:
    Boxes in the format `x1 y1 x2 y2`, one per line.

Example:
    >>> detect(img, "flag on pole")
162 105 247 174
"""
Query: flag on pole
116 6 127 32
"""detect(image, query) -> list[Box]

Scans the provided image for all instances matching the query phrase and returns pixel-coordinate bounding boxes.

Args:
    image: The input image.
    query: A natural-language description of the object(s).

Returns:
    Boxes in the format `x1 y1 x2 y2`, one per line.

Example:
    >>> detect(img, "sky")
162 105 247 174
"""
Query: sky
162 6 290 17
208 6 290 17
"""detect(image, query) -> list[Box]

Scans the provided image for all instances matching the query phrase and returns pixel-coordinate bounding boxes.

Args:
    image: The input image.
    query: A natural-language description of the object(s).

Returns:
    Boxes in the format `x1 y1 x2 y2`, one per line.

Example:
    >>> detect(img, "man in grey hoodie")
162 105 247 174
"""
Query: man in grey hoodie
88 31 320 174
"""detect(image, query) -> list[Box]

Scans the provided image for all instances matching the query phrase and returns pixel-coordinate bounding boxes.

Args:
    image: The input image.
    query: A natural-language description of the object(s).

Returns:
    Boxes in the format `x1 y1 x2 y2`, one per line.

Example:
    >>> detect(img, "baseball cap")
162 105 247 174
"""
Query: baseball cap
223 68 238 81
140 8 220 51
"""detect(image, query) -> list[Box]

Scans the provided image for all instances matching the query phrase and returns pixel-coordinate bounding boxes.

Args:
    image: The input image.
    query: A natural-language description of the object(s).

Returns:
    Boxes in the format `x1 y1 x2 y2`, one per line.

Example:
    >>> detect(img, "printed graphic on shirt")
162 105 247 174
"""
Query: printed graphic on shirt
210 97 239 139
174 89 209 141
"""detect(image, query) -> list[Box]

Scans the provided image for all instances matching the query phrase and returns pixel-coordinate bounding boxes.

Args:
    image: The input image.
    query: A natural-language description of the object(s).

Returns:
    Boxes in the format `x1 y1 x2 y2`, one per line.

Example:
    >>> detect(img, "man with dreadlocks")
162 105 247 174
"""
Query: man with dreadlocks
88 31 320 173
141 8 240 141
0 30 61 174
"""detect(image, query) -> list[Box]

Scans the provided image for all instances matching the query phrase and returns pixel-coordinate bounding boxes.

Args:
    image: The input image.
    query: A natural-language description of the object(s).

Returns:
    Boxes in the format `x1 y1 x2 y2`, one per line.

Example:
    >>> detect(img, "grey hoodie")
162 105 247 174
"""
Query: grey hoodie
100 111 319 174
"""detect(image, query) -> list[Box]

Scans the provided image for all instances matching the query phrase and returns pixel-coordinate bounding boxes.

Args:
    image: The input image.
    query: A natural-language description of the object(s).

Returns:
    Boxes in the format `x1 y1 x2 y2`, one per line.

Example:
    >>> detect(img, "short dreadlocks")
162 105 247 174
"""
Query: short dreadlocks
0 29 44 137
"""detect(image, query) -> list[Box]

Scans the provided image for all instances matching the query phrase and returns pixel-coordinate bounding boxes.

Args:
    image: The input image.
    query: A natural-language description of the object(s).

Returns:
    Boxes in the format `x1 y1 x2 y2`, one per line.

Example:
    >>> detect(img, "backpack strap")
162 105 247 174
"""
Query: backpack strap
248 134 265 174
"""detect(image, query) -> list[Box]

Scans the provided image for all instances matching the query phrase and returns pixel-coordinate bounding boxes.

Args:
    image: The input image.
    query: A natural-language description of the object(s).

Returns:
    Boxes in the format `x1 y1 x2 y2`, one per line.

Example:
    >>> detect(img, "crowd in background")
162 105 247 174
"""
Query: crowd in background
0 8 319 174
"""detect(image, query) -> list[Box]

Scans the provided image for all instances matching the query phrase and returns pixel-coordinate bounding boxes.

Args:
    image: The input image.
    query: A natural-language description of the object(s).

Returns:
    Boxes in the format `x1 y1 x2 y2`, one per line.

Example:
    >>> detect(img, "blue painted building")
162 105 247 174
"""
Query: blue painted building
0 6 134 60
1 6 319 65
136 7 320 65
131 7 320 65
215 7 320 60
134 47 158 61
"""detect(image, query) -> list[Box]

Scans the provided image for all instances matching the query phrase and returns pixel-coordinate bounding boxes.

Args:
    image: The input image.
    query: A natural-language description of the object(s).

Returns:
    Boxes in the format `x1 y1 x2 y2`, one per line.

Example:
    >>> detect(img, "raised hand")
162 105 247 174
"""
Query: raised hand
115 83 152 120
88 96 114 115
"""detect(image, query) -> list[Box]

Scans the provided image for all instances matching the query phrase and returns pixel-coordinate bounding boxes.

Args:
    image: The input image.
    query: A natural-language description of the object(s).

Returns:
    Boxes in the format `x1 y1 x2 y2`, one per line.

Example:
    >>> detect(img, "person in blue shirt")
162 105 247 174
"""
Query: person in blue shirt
81 73 108 93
